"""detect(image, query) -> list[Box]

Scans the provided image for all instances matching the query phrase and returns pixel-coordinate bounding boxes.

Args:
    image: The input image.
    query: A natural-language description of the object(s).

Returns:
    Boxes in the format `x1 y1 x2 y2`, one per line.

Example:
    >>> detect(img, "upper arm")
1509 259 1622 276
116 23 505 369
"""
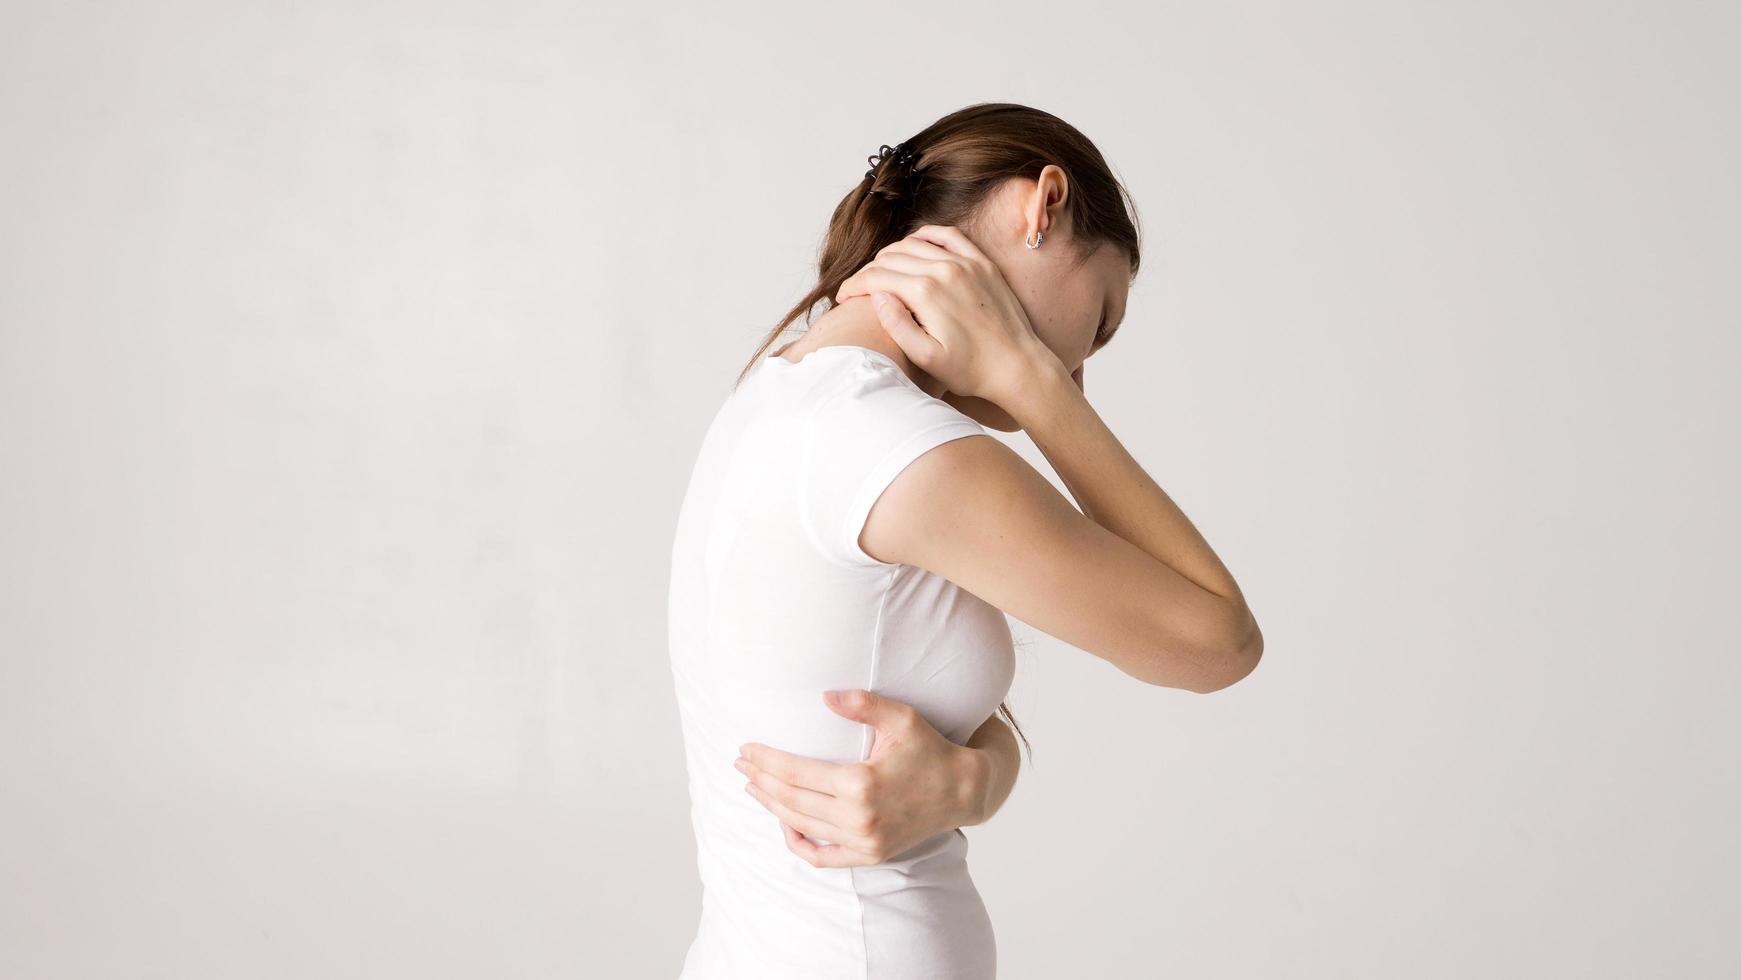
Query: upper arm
858 433 1256 693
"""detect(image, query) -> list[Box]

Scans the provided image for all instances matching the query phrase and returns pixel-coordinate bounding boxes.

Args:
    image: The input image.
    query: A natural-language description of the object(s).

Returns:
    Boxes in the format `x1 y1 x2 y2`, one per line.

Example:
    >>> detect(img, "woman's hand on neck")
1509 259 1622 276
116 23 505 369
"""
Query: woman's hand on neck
784 296 947 398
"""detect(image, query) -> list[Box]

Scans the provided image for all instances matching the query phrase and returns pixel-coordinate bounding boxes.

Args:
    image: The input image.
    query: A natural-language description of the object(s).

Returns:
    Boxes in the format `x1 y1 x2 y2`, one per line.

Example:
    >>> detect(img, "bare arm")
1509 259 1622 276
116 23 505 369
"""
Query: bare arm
842 222 1263 693
862 358 1263 694
958 711 1020 827
1012 361 1260 622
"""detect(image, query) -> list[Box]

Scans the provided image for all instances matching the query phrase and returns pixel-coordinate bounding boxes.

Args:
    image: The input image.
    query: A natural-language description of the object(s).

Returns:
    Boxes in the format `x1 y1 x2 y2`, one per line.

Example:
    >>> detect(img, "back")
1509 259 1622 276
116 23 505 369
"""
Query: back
667 344 1016 979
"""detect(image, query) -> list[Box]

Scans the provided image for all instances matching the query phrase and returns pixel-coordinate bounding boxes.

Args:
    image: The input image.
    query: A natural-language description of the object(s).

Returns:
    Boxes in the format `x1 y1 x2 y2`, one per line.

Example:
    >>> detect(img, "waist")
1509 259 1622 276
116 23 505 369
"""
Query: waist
685 844 995 980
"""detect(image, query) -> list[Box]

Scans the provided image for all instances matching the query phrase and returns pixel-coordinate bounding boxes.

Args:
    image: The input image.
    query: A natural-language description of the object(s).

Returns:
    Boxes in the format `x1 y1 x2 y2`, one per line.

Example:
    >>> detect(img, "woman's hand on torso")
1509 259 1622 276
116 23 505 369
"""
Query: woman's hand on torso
736 689 989 868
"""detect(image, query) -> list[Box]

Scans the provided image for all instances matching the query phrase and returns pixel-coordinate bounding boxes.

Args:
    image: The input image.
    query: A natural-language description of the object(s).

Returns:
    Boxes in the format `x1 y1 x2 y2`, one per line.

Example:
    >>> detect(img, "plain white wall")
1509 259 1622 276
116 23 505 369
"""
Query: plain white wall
2 1 1736 977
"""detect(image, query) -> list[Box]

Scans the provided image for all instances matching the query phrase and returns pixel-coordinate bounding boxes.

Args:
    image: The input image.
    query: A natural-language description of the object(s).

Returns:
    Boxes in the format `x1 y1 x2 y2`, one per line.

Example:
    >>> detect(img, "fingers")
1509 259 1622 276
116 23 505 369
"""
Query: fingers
780 821 874 869
821 689 917 729
740 759 838 818
836 265 926 306
874 236 958 265
738 739 884 805
873 290 944 368
743 778 852 847
907 224 989 264
738 741 847 796
850 250 936 280
836 229 970 304
735 746 871 830
836 260 925 305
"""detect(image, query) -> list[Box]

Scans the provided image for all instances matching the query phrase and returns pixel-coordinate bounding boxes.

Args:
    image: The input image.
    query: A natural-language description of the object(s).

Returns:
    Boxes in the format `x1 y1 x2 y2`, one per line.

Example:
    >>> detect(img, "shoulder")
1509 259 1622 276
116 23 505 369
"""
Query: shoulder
855 423 1027 568
798 350 992 567
803 349 985 449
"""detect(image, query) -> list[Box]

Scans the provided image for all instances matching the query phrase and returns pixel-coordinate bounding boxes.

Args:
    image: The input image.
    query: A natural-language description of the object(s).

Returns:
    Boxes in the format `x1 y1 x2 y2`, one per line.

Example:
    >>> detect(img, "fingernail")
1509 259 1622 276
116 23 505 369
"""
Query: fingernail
823 690 840 704
872 292 887 308
743 783 756 796
733 757 748 774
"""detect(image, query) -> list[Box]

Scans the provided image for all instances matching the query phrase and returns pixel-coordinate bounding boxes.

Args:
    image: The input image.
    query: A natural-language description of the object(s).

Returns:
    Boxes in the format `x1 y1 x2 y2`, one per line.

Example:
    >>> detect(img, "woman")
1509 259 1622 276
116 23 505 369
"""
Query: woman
667 102 1263 978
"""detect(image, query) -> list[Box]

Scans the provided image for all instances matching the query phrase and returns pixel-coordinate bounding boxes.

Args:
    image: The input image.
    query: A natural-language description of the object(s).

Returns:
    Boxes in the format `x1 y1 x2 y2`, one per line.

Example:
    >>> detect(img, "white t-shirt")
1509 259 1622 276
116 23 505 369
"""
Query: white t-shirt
668 344 1017 979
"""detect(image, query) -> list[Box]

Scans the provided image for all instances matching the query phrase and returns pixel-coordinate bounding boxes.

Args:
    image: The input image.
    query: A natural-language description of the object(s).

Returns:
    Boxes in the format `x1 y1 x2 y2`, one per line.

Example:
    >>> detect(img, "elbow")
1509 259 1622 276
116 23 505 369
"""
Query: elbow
1185 606 1264 695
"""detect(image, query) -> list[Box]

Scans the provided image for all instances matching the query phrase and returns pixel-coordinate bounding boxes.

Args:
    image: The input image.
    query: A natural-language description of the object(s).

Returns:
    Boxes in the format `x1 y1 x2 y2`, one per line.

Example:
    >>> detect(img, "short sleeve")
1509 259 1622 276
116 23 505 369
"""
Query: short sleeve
798 356 988 568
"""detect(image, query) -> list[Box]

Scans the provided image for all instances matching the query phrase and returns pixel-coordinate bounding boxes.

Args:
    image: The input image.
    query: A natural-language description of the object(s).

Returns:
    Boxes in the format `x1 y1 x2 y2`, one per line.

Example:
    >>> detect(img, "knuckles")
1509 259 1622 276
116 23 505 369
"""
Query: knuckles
842 764 878 800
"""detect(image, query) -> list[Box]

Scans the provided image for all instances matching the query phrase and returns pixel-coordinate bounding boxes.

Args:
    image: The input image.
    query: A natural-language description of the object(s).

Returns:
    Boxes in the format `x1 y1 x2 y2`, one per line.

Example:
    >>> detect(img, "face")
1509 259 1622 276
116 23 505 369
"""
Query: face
940 168 1131 431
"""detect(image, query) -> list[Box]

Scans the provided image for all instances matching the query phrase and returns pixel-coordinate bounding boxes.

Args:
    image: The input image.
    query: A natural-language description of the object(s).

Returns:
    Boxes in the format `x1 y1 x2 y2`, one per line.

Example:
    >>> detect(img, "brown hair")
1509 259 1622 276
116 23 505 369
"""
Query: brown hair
737 102 1144 766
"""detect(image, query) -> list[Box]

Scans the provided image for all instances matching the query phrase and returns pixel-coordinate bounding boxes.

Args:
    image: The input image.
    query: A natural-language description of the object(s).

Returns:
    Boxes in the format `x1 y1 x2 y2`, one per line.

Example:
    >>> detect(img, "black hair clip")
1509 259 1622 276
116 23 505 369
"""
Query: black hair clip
865 141 919 180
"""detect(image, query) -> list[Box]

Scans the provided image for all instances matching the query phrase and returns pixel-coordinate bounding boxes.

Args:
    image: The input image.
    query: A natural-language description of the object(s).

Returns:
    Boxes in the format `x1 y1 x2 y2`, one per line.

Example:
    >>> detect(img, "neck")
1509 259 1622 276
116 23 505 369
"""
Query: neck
785 296 945 397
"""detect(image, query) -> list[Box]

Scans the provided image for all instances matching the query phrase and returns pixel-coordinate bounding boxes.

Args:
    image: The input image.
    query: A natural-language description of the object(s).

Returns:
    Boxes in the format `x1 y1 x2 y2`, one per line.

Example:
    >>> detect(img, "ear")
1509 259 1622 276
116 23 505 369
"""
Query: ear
1035 164 1070 227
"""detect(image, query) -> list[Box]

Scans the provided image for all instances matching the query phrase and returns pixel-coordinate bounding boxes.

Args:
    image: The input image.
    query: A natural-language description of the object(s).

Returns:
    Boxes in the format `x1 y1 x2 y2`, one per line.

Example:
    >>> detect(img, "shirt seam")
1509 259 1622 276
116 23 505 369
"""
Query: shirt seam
851 561 896 977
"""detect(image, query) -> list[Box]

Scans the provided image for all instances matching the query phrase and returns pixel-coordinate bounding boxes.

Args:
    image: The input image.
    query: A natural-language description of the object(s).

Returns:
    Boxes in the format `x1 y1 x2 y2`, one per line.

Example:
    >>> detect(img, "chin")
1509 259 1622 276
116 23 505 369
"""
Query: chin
942 393 1022 433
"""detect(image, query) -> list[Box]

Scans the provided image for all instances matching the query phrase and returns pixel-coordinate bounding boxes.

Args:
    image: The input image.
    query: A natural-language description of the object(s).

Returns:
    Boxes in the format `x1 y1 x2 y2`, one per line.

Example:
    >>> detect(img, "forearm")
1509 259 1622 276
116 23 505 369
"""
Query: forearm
1006 358 1255 621
958 711 1020 827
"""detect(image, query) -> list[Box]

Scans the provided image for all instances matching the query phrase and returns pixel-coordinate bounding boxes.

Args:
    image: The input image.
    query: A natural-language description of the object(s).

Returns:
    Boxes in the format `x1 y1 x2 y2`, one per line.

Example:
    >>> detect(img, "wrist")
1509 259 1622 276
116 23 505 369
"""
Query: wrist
953 745 992 828
997 345 1077 427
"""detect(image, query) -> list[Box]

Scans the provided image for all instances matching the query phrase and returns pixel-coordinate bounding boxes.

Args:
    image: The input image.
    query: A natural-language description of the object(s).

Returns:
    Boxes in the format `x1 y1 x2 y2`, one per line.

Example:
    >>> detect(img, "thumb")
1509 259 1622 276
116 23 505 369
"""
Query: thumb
822 688 892 724
870 291 940 366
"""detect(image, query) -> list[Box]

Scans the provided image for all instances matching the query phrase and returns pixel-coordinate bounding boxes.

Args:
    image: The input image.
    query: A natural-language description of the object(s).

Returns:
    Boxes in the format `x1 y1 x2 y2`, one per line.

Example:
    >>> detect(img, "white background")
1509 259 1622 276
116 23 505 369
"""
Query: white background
2 1 1735 977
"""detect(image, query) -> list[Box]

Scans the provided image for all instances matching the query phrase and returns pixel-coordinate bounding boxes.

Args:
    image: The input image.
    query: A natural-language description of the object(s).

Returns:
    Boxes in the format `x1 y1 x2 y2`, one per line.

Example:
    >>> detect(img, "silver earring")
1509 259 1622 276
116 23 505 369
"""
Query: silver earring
1025 229 1045 249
